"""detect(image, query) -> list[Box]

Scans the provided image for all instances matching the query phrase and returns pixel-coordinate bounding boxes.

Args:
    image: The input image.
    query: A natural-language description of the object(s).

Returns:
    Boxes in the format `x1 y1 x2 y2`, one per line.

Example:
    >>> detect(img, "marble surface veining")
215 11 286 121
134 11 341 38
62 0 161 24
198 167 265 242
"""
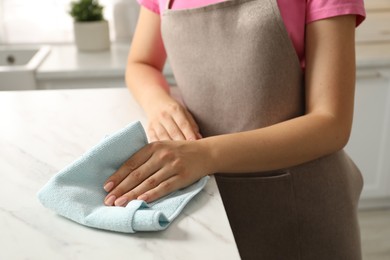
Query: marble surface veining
0 88 240 260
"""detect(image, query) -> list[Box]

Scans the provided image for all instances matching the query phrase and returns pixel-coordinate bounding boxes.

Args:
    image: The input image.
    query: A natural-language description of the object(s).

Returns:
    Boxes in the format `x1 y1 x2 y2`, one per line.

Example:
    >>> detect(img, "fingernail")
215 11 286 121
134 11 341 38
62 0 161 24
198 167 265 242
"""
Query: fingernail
115 197 128 207
137 194 148 201
103 182 114 192
105 195 116 206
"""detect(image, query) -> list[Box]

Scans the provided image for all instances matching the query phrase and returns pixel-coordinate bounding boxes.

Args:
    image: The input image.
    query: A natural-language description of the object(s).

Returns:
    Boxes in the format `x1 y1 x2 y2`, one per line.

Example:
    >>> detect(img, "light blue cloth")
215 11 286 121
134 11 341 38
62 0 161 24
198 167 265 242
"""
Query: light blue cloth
37 121 209 233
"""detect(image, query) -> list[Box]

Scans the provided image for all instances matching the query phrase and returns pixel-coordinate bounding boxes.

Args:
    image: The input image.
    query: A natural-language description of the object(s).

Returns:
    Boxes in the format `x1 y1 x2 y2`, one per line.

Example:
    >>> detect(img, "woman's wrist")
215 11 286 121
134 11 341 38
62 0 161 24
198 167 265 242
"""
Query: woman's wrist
195 137 219 175
140 88 175 116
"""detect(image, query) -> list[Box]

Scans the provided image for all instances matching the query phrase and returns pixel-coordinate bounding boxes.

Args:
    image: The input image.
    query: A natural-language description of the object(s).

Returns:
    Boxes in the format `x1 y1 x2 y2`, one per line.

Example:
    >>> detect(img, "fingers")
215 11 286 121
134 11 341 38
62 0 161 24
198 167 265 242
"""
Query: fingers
104 158 177 206
104 145 152 189
105 158 160 206
103 145 154 203
103 140 208 207
171 108 198 140
113 174 189 206
148 122 171 141
148 103 201 141
184 109 202 139
138 175 184 203
156 118 185 141
112 167 174 206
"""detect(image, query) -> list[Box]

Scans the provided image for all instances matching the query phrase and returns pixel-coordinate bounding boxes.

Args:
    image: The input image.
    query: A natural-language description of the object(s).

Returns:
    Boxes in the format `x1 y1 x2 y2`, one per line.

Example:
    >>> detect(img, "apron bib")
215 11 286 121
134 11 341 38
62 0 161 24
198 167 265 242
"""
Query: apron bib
161 0 363 259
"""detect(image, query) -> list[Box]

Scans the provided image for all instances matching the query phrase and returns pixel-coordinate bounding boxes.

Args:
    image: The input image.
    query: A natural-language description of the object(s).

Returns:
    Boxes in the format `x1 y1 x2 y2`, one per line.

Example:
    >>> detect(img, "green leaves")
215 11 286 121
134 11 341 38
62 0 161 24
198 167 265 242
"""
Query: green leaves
69 0 104 22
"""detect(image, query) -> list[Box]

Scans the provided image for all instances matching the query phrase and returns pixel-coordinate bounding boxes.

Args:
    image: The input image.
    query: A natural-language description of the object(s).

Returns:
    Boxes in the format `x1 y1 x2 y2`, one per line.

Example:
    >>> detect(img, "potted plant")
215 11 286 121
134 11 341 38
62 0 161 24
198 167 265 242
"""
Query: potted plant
69 0 110 51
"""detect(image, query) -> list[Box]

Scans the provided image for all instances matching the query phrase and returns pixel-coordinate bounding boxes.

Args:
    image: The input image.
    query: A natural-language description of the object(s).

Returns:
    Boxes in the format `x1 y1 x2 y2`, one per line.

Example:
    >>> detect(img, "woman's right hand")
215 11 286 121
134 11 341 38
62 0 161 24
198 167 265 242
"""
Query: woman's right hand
146 98 202 142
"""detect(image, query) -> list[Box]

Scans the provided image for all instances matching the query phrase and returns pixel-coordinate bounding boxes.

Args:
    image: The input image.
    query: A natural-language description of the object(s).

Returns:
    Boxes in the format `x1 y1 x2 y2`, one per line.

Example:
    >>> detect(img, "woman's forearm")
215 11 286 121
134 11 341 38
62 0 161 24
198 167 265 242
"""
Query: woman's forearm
125 62 175 115
124 7 174 116
199 112 351 174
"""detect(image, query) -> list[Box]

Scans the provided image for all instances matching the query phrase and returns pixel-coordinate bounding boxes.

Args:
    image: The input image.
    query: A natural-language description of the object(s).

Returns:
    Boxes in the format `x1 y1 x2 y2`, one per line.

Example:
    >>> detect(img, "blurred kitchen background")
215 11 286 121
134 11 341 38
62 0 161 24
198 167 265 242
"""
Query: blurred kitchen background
0 0 389 259
0 0 175 91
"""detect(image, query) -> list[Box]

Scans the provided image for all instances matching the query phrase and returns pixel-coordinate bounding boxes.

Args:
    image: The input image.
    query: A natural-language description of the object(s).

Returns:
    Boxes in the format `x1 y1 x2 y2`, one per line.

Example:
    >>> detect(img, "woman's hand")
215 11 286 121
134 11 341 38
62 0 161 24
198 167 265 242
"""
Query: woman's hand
145 99 202 142
103 140 211 206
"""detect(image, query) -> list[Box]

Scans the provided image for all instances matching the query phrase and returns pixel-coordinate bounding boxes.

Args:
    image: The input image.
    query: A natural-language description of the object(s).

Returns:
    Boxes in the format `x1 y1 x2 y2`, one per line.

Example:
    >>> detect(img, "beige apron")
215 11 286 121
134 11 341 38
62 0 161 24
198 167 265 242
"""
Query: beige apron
161 0 363 259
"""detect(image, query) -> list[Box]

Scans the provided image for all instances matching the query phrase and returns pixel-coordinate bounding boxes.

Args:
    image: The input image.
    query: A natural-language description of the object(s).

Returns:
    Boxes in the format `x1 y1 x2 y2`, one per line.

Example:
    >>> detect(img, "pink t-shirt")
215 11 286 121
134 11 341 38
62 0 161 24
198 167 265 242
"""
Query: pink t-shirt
137 0 366 69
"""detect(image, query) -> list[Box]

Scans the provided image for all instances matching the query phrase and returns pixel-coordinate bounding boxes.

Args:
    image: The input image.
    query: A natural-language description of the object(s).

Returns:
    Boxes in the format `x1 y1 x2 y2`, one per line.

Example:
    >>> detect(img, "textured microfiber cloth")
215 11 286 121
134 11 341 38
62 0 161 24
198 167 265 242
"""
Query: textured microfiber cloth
37 121 209 233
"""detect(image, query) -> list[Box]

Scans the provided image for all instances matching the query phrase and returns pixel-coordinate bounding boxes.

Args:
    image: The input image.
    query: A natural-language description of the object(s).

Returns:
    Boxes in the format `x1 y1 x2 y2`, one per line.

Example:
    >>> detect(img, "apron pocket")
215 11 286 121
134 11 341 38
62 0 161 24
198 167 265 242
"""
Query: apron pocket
215 171 301 260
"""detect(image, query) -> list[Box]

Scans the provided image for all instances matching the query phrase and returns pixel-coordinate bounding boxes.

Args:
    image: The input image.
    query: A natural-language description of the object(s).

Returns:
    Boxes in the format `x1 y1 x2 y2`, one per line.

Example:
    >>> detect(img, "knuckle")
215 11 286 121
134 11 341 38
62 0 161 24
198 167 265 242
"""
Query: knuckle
124 160 137 172
131 170 143 181
168 103 180 113
146 177 157 187
158 150 174 161
169 130 182 140
178 120 190 129
125 190 138 200
159 181 171 191
160 110 170 119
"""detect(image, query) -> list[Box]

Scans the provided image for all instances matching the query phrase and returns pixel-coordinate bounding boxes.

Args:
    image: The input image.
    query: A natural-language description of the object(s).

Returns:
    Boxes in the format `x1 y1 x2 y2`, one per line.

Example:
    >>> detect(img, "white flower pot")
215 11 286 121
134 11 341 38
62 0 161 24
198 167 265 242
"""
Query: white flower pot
73 20 110 51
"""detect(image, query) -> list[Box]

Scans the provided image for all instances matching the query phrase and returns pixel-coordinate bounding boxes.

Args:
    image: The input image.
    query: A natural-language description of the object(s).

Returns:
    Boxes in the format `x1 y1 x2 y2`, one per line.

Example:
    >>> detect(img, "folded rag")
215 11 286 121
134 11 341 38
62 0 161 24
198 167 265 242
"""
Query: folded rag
37 121 209 233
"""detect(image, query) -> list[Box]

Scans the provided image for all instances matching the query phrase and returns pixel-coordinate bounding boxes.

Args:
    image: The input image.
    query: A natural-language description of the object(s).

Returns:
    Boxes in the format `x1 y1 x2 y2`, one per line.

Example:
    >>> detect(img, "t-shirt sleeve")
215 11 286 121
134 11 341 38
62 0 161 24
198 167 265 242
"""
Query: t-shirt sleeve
306 0 366 27
137 0 161 15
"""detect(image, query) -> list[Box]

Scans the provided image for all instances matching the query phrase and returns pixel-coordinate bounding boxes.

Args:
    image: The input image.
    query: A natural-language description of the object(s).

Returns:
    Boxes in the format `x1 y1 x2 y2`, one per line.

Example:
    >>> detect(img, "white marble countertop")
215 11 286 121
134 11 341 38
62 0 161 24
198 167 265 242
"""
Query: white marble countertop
0 88 240 260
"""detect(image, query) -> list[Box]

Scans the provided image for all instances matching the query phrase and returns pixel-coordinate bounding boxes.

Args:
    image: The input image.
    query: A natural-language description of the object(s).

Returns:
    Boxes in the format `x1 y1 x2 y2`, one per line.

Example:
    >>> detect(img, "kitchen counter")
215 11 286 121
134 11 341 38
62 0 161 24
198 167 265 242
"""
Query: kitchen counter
35 42 390 89
36 44 129 80
35 43 173 81
0 88 240 260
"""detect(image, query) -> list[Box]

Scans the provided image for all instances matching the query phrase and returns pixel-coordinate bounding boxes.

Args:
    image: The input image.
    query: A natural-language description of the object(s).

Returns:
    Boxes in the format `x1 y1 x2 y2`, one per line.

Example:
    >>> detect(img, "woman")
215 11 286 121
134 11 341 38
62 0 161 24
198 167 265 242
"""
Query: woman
103 0 366 258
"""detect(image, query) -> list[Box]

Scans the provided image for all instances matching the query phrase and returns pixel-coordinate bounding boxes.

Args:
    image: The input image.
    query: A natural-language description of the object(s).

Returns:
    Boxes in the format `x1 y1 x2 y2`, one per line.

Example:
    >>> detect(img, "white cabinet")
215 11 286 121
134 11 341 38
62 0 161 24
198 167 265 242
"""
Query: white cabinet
345 69 390 208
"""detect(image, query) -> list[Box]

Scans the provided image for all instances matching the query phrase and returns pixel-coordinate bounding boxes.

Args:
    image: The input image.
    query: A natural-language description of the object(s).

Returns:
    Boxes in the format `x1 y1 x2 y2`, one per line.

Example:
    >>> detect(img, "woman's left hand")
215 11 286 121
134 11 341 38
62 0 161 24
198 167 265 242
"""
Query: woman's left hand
103 140 211 206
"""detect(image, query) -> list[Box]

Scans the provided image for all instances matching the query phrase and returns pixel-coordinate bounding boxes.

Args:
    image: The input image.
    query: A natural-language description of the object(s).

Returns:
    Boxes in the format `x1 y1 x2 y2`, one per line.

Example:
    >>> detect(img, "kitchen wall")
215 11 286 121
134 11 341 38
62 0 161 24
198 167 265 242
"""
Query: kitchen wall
0 0 139 44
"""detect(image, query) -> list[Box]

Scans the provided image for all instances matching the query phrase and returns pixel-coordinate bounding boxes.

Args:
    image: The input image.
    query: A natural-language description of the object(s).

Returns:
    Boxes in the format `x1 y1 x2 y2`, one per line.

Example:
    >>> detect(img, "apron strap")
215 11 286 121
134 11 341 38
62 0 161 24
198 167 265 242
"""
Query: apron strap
165 0 173 10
